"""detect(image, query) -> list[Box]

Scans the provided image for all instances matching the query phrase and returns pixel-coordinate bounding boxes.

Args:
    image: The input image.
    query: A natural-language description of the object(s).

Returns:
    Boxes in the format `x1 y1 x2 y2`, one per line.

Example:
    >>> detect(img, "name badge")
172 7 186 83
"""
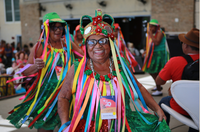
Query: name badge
100 96 116 119
55 66 62 80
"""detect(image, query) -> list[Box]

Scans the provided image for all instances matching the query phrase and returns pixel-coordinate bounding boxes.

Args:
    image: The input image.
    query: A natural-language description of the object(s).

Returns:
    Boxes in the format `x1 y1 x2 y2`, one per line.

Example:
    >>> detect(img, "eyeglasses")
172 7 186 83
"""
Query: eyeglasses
51 26 64 31
87 38 109 47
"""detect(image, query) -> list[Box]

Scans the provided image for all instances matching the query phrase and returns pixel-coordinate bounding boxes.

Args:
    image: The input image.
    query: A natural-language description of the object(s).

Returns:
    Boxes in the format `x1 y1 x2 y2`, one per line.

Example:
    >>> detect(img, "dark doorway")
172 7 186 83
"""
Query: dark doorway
65 16 150 51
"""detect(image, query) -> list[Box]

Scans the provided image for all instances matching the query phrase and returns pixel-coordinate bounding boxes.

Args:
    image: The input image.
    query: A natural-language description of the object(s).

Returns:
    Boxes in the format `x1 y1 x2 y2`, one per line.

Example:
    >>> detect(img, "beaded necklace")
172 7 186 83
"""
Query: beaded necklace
90 58 113 79
90 58 113 95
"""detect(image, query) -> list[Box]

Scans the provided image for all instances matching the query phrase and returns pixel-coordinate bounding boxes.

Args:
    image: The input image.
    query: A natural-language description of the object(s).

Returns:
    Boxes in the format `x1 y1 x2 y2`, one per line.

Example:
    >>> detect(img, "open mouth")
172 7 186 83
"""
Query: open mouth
94 50 104 55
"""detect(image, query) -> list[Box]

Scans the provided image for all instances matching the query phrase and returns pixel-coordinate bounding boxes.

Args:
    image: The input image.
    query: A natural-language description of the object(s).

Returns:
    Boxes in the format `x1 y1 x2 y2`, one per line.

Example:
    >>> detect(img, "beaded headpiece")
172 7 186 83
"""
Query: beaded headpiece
79 9 115 44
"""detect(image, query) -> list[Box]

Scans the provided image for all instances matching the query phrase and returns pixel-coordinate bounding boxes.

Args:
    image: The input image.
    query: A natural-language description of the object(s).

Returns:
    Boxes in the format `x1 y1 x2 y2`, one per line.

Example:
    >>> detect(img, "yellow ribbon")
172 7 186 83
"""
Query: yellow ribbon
109 38 126 132
26 49 53 116
97 81 107 131
72 57 85 94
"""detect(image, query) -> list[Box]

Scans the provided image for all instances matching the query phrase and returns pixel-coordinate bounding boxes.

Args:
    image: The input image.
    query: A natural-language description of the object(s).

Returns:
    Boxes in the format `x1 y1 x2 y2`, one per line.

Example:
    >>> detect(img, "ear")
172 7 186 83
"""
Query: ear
185 44 189 48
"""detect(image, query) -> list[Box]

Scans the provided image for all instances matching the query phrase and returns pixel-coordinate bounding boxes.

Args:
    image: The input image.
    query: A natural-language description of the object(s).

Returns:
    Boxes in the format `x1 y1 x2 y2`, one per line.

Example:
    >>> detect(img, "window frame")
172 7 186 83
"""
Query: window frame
4 0 20 23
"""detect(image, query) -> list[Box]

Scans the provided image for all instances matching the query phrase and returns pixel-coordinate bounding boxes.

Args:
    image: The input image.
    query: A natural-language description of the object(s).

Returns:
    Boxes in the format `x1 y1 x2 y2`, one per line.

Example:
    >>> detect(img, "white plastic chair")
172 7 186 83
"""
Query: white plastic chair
161 80 199 130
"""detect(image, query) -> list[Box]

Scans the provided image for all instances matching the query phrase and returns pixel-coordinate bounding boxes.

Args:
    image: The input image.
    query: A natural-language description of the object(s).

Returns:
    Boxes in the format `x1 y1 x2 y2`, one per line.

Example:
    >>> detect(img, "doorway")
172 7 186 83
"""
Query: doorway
65 16 150 50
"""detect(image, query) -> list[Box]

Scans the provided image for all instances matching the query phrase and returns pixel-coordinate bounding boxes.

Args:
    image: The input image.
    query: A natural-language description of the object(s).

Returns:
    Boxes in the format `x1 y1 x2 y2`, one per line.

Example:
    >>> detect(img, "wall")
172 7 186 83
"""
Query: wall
40 0 151 19
0 0 21 44
20 1 40 45
195 0 199 29
151 0 194 32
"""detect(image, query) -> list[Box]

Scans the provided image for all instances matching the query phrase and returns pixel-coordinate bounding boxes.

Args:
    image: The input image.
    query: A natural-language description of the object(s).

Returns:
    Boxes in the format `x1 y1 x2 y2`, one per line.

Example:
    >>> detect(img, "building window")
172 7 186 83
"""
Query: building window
5 0 20 22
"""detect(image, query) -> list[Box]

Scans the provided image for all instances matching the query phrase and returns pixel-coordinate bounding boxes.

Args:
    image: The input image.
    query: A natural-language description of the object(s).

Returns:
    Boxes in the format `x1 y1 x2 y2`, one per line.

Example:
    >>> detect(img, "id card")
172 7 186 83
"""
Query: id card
100 96 116 119
55 66 62 80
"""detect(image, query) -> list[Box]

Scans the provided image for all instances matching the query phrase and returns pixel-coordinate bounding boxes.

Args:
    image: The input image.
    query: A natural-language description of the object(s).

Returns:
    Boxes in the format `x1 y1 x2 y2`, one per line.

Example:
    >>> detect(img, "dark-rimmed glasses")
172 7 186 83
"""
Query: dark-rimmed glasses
87 38 109 47
51 26 64 31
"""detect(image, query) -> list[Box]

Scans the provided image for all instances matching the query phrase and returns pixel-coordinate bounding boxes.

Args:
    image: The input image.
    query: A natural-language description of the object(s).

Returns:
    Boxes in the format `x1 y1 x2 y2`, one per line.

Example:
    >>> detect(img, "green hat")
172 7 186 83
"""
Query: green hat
149 19 159 26
43 12 66 24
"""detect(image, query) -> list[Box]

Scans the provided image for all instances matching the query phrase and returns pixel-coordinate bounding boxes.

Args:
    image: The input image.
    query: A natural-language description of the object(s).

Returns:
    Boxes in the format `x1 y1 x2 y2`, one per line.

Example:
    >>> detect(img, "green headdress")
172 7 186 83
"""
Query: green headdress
79 9 115 44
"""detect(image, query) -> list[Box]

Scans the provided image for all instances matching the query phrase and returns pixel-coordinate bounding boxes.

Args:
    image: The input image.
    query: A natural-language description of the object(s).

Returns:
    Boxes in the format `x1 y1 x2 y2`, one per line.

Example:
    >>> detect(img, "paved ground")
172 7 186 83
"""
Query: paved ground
0 73 190 132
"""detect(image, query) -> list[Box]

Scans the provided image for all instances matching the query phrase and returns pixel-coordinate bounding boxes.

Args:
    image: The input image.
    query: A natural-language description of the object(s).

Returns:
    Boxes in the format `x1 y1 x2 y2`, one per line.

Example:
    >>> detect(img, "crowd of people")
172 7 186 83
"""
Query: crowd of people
0 41 32 72
0 9 198 132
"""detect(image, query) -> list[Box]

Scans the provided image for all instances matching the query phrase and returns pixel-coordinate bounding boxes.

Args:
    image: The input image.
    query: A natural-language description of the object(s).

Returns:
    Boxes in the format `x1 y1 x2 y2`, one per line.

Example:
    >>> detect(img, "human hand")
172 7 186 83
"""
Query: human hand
148 29 153 36
34 58 45 70
155 108 166 122
168 87 172 96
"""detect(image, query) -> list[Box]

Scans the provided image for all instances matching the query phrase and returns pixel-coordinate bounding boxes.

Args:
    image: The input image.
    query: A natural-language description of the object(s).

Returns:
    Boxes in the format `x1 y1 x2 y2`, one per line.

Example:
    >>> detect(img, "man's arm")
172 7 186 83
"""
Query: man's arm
58 65 74 127
156 75 166 85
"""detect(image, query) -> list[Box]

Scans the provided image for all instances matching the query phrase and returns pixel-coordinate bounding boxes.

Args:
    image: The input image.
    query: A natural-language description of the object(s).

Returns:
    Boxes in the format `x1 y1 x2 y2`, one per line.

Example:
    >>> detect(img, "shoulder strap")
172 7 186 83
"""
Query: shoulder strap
182 55 194 63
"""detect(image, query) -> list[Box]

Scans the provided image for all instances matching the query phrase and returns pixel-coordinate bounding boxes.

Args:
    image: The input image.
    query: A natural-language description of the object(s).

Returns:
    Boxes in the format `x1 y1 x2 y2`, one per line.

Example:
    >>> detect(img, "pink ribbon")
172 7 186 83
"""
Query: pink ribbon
72 49 83 57
19 95 26 100
69 77 91 131
105 82 111 130
6 73 38 83
86 80 98 132
15 64 32 75
41 20 49 60
114 77 121 132
63 124 70 132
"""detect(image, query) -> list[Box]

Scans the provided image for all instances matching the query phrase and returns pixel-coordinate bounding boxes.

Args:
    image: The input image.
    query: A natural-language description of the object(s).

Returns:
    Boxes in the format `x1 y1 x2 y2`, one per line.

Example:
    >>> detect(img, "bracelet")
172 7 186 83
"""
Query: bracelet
59 121 71 132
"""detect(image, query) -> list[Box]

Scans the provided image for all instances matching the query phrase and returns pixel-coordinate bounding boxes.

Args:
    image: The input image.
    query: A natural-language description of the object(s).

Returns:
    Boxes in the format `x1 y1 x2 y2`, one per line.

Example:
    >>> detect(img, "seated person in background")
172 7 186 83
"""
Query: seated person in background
16 51 27 68
0 63 6 74
29 43 33 51
24 54 28 61
127 42 140 56
156 28 199 132
23 44 30 55
6 58 18 75
5 43 13 68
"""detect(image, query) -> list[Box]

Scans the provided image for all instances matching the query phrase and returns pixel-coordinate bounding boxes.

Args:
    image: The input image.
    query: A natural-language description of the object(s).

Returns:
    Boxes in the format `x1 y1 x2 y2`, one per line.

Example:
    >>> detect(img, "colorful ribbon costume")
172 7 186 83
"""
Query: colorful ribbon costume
114 23 138 72
7 12 74 130
142 20 169 72
59 9 170 132
72 25 85 55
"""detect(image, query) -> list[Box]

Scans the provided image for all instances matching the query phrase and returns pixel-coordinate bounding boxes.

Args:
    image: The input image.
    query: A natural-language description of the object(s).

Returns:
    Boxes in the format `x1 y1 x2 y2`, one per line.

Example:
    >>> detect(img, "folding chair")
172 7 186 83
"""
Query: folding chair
161 80 199 130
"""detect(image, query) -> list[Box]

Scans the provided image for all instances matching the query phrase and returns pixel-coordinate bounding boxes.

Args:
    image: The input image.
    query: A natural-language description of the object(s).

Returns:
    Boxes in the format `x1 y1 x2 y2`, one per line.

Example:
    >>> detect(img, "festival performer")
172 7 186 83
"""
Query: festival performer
58 9 170 132
73 25 85 53
74 25 84 47
7 12 83 132
142 19 169 96
113 23 138 72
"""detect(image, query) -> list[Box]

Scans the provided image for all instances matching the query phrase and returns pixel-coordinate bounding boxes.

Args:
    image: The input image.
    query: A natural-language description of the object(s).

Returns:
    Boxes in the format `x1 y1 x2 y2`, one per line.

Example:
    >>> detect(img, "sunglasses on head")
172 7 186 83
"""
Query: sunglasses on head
87 38 109 47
